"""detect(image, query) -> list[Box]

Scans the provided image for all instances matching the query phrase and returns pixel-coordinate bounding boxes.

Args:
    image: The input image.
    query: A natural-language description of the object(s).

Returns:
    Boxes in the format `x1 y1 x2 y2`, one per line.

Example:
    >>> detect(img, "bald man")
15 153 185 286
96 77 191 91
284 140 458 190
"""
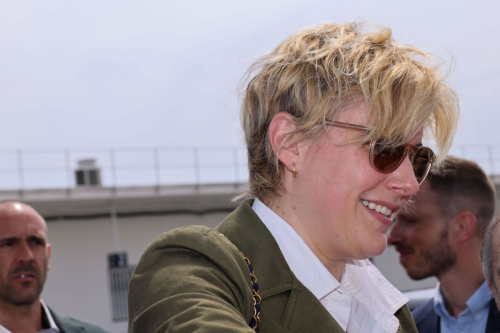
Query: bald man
0 201 107 333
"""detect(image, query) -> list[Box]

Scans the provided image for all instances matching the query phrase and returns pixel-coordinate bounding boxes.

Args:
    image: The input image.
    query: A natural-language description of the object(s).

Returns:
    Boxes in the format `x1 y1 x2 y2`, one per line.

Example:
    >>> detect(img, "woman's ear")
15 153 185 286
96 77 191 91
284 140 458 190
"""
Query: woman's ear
268 112 299 172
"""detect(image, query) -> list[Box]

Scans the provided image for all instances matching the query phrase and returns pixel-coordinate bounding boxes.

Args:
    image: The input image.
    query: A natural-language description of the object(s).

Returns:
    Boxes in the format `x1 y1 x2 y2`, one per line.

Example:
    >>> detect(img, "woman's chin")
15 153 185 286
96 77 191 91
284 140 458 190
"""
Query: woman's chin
360 237 388 259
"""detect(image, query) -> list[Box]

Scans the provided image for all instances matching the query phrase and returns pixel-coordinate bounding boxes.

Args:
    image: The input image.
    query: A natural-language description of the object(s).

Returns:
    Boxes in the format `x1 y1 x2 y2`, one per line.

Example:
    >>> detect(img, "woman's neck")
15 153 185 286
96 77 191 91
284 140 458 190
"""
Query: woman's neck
266 196 347 281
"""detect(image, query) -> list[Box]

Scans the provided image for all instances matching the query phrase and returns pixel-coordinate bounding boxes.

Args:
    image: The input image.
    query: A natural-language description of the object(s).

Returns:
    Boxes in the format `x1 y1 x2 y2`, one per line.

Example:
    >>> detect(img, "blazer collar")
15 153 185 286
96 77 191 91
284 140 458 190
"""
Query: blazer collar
216 199 293 298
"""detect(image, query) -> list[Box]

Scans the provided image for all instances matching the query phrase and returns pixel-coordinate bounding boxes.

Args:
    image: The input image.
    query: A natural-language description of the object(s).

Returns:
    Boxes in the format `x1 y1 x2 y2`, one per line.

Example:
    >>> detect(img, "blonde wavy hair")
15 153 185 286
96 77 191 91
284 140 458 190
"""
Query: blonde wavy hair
240 21 459 202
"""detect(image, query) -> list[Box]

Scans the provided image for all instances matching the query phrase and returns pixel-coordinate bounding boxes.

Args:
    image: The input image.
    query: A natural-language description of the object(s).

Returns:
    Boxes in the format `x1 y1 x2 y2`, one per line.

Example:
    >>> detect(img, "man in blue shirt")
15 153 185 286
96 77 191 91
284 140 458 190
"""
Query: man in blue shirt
388 156 500 333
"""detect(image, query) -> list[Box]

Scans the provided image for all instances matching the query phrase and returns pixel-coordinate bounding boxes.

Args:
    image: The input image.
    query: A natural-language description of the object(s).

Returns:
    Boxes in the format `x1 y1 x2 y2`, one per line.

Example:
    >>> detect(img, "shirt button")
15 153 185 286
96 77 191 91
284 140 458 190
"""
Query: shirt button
476 314 482 319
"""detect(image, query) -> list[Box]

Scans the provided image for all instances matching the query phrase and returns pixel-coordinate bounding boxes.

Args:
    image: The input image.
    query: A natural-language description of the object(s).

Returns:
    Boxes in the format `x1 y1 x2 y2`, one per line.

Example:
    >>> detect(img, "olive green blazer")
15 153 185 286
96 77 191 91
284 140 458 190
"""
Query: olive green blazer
128 200 418 332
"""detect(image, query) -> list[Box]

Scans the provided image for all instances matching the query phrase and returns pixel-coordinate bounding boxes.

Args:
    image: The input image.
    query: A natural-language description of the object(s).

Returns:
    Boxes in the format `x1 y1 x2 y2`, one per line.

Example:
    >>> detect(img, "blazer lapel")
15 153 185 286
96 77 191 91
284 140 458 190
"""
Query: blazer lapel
486 298 500 333
49 307 83 333
413 299 440 333
216 200 344 332
284 279 345 332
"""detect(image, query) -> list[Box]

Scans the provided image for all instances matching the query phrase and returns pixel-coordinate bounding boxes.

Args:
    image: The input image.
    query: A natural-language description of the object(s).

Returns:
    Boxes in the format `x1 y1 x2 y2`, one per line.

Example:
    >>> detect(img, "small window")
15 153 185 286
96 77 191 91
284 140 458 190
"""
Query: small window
74 168 101 187
76 170 85 185
108 252 134 322
88 170 99 185
109 266 135 321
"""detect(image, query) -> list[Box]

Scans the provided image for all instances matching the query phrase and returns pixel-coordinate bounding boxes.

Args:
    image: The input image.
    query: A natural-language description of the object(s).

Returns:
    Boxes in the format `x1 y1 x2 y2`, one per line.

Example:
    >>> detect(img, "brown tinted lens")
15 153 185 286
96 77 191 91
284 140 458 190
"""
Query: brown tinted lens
412 147 433 183
372 142 407 172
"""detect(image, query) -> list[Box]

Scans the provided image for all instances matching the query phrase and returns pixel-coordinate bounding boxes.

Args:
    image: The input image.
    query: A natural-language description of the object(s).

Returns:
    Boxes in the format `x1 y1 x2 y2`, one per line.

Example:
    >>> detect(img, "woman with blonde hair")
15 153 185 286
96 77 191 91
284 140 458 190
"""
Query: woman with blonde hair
129 21 459 332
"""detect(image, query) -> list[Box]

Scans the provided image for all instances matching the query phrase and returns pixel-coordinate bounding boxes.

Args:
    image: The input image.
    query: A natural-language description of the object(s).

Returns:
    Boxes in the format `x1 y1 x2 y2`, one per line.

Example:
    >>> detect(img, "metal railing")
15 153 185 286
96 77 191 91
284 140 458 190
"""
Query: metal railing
1 144 500 191
0 147 248 190
446 144 500 175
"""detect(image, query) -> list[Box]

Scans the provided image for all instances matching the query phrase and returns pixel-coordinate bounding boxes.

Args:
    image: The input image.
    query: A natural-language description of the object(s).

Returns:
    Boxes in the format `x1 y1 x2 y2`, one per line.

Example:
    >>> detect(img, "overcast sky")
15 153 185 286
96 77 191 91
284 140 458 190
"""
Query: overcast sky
1 1 498 158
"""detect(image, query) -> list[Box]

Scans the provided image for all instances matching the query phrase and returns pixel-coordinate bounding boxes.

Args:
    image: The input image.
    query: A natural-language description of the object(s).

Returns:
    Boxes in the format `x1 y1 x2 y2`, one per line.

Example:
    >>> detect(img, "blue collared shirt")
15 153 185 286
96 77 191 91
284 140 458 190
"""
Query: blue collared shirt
434 281 491 333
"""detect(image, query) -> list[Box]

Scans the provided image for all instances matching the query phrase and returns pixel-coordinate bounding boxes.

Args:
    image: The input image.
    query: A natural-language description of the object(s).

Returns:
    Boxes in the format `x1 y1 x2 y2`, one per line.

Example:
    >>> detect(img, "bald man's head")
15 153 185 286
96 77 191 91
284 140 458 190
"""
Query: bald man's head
0 201 47 231
0 201 51 306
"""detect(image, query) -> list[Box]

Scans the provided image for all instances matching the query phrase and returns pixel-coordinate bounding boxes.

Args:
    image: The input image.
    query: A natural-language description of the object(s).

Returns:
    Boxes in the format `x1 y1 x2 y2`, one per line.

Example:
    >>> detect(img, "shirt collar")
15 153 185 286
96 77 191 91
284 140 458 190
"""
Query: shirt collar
342 259 409 314
252 198 408 314
434 281 492 320
467 281 492 314
0 300 60 333
40 300 60 332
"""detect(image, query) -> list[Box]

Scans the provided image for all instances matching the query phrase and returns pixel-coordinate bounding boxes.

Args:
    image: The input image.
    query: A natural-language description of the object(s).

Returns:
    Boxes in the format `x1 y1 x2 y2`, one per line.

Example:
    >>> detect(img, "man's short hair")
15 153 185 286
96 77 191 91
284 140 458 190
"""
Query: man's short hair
426 156 496 239
239 21 459 202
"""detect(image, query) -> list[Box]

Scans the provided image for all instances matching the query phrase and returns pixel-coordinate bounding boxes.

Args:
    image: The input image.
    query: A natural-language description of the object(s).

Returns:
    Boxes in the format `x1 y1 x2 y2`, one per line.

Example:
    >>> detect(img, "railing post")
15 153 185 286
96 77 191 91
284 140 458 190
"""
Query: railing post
110 149 117 194
488 145 495 176
193 147 200 189
111 204 120 252
17 149 24 197
233 147 239 188
65 149 72 196
154 148 160 194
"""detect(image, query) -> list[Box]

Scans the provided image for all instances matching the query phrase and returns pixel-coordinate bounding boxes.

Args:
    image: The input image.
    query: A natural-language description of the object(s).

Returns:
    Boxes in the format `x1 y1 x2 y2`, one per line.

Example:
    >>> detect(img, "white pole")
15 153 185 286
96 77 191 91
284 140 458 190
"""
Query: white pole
111 204 120 252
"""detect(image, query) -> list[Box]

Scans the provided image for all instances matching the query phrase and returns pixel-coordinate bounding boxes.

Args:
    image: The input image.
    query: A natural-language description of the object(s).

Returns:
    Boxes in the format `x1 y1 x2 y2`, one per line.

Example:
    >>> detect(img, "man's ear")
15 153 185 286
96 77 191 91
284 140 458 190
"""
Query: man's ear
268 112 299 173
449 211 477 243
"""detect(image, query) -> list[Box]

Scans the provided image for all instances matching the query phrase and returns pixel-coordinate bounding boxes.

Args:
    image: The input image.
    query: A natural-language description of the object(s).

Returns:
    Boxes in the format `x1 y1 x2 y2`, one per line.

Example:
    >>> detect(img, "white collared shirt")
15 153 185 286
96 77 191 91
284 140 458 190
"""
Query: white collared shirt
40 300 60 333
252 198 408 333
0 299 60 333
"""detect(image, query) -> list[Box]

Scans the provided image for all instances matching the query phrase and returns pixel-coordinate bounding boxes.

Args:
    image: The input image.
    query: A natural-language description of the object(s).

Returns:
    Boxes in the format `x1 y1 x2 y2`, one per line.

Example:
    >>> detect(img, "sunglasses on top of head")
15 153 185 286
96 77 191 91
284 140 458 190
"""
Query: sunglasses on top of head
325 121 435 185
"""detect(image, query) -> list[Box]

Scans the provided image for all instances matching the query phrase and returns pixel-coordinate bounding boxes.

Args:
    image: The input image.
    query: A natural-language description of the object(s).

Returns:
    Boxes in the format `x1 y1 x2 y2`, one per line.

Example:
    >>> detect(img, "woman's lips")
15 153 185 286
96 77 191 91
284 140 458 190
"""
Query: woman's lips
362 202 393 226
360 199 398 218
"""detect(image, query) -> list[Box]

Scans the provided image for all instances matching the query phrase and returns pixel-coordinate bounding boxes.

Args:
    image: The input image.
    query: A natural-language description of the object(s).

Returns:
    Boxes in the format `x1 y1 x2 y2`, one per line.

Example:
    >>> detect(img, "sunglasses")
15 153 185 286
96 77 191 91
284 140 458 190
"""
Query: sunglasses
326 121 436 185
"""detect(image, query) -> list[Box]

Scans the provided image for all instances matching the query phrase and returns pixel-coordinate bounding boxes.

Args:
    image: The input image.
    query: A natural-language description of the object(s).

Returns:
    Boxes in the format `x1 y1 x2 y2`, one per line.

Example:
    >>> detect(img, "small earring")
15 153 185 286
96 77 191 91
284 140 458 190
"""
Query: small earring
292 162 297 177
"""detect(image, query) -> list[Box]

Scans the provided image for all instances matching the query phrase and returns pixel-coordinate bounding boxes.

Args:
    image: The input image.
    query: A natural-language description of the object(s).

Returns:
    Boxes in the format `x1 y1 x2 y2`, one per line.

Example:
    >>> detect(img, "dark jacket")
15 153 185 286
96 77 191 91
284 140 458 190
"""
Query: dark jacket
51 308 109 333
412 298 500 333
129 200 418 332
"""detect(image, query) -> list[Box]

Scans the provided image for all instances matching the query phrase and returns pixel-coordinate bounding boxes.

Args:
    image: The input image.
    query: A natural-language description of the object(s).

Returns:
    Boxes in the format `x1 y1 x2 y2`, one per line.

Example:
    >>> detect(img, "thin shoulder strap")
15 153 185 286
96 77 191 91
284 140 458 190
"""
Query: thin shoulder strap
218 232 262 332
